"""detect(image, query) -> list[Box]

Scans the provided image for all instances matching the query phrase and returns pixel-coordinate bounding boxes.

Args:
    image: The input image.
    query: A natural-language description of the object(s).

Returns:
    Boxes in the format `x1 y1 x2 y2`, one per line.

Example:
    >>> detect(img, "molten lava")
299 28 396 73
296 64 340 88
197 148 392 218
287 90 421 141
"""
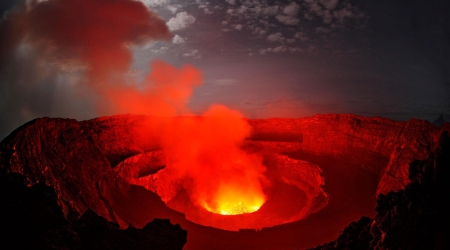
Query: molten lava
202 183 266 215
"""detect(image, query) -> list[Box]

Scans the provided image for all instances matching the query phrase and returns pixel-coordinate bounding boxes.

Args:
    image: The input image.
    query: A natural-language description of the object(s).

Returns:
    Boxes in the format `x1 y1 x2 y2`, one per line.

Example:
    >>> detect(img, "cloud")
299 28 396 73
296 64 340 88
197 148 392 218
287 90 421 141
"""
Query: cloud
303 0 364 27
320 0 339 10
167 11 196 31
252 27 267 36
0 0 172 138
262 5 279 16
138 0 170 7
234 24 243 30
259 46 302 55
172 34 186 44
197 0 213 14
183 49 201 59
276 15 299 25
294 32 309 41
266 32 285 43
226 0 236 5
166 5 179 13
272 46 287 53
283 2 300 16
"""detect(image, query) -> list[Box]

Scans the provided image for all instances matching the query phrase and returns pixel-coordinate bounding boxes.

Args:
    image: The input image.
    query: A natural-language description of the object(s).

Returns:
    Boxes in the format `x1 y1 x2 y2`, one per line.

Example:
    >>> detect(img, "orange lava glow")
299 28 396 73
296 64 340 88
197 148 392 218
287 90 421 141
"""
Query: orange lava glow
161 105 268 216
202 188 265 215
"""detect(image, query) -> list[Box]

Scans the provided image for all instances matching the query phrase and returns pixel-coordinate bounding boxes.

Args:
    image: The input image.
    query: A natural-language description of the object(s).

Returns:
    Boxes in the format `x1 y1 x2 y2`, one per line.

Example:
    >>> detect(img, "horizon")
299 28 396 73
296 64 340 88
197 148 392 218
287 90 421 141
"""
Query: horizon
1 0 449 139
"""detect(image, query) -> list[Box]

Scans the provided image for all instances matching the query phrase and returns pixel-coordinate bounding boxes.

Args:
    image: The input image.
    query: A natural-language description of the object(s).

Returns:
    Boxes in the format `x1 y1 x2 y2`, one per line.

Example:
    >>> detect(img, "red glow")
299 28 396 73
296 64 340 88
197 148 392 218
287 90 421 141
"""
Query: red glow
161 105 267 215
6 0 269 218
103 60 202 116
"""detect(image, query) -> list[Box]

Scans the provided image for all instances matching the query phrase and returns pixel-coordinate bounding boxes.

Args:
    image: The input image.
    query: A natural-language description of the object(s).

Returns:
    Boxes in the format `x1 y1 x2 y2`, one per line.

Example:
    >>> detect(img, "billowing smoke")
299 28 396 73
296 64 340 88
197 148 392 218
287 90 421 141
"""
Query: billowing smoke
0 0 267 214
161 105 267 214
0 0 171 138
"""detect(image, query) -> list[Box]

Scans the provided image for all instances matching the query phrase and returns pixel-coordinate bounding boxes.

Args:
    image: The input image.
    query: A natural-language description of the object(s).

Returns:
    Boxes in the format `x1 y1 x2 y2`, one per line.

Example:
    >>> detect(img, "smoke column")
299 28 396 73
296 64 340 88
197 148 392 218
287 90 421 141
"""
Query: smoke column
0 0 267 214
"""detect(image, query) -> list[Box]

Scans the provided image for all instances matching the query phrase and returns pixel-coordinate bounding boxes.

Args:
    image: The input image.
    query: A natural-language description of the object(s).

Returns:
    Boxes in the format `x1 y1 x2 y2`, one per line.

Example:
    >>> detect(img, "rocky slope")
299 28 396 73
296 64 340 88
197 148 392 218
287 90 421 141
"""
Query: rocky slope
248 114 449 195
309 131 450 250
0 172 187 249
0 113 448 249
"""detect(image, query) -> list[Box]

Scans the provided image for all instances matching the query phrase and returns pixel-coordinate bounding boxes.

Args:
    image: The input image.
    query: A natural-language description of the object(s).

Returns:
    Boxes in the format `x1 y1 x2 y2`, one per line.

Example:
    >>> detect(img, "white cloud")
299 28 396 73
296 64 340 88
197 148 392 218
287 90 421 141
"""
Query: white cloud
276 15 299 25
259 46 302 55
259 49 268 55
262 6 279 16
294 32 309 42
221 21 228 25
283 2 300 16
138 0 170 7
272 46 287 53
226 0 236 5
197 1 213 14
183 49 201 59
151 46 169 53
237 5 248 14
252 27 266 36
320 0 339 10
172 34 185 44
166 5 178 14
235 24 243 30
266 32 284 43
167 12 196 31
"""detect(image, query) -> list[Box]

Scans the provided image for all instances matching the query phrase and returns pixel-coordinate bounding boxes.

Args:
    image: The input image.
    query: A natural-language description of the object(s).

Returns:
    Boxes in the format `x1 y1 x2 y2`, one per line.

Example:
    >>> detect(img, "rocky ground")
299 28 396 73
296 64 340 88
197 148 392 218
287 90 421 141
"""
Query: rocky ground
0 114 448 249
0 172 187 249
309 132 450 250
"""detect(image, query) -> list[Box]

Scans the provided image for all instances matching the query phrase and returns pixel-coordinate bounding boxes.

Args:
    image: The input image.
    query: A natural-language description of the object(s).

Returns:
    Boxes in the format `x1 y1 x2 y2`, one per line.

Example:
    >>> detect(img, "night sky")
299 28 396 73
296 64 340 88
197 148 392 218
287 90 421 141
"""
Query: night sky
1 0 449 139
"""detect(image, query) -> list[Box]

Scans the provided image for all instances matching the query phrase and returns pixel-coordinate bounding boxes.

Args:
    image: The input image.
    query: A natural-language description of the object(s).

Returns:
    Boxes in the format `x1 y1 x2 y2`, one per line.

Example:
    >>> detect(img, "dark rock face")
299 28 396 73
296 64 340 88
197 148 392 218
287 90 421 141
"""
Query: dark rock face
0 173 187 250
248 115 449 195
309 132 450 250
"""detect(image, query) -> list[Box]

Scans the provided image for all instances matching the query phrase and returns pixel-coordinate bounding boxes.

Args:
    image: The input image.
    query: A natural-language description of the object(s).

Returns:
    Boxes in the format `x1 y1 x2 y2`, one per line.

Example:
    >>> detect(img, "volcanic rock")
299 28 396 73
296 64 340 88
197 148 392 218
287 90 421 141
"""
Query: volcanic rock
309 131 450 250
0 113 448 249
0 172 187 249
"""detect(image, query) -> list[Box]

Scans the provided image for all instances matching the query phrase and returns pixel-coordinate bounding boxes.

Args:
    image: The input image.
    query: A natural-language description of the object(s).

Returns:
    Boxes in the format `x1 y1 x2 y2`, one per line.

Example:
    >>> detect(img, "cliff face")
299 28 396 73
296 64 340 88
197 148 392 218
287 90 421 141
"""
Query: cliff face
0 173 187 249
248 114 449 195
0 113 448 249
0 116 183 228
1 114 447 225
0 118 122 224
309 132 450 250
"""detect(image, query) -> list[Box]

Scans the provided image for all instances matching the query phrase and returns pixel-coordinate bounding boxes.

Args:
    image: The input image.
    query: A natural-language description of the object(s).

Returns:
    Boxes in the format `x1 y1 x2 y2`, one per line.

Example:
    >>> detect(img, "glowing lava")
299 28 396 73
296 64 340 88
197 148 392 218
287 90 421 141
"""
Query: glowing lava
202 184 266 215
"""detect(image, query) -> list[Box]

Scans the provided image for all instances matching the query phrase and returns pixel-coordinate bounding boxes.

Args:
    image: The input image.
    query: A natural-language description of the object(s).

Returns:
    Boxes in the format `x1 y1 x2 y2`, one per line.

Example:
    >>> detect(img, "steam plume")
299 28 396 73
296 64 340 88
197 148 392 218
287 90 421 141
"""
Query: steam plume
0 0 268 213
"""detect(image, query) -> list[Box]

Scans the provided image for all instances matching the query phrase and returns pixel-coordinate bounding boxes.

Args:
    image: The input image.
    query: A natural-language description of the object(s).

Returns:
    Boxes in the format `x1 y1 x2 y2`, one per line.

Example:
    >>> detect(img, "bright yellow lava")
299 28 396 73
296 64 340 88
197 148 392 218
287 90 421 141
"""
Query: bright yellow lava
203 199 264 215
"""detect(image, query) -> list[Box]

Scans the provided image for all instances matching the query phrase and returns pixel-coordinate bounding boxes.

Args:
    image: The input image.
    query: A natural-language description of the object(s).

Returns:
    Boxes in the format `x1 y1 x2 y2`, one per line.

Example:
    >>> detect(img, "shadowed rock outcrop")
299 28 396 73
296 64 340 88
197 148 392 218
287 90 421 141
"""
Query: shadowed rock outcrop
0 173 187 249
309 132 450 250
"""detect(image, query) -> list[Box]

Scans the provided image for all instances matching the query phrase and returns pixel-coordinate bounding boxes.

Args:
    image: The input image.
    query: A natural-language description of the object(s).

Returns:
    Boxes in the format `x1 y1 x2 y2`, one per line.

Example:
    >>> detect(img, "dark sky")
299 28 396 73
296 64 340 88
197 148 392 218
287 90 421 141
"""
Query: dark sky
1 0 449 139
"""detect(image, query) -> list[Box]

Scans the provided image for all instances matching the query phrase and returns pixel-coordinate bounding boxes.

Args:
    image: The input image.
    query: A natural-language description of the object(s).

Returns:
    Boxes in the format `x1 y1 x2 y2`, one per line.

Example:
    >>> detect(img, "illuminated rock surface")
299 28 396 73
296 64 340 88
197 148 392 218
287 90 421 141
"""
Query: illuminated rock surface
309 132 450 250
0 114 448 249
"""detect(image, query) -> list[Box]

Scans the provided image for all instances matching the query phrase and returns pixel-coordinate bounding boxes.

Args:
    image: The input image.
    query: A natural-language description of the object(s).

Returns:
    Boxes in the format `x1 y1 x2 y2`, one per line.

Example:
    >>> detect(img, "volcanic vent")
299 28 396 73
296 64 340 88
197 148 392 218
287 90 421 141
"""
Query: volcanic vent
113 113 328 231
115 149 328 231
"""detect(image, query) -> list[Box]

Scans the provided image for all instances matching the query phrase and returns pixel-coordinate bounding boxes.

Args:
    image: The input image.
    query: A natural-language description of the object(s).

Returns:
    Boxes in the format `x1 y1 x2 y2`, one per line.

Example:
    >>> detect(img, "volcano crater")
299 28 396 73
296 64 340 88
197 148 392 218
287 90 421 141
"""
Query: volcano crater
115 150 328 231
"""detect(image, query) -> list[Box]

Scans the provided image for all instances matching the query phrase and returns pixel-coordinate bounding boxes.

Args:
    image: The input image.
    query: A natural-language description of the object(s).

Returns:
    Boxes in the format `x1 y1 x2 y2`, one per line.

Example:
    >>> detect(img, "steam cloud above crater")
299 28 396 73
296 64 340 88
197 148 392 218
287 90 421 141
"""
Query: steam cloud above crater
0 0 268 214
